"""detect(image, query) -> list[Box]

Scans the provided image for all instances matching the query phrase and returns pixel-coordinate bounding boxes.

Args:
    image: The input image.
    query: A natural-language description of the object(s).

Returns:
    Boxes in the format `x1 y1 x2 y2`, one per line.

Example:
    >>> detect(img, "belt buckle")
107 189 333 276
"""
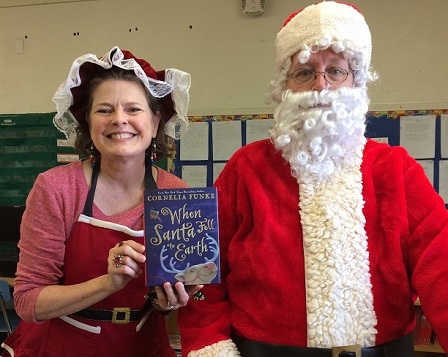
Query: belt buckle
331 344 361 357
112 307 131 324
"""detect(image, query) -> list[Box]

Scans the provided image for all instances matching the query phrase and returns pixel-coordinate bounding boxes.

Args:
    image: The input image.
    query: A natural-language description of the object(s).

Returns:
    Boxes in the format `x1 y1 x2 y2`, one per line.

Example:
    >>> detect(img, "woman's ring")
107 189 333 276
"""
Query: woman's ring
113 254 124 268
167 301 177 310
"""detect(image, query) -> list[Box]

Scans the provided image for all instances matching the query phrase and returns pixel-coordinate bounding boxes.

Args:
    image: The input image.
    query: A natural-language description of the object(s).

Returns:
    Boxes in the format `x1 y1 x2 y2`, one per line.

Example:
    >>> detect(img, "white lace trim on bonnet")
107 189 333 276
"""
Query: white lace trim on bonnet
165 68 191 140
52 46 190 145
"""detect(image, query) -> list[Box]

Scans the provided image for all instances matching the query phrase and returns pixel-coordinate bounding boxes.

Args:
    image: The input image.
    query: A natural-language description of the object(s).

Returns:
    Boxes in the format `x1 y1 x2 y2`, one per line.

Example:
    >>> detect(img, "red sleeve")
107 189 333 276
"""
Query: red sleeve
364 141 448 351
178 152 240 355
403 155 448 352
14 163 84 322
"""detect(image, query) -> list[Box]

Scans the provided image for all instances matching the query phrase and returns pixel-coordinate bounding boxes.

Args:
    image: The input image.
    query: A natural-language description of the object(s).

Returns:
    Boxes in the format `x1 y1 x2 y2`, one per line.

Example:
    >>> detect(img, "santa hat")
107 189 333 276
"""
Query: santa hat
52 46 191 145
269 2 372 102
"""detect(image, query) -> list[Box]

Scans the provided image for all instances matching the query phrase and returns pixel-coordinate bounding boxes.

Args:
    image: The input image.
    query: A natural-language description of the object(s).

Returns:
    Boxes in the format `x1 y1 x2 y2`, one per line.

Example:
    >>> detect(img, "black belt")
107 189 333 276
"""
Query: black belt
232 333 414 357
71 307 145 324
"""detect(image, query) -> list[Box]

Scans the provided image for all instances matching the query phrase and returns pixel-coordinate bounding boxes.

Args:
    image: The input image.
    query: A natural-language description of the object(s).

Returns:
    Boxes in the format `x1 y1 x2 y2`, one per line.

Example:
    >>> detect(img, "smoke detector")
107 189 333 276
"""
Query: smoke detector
242 0 265 16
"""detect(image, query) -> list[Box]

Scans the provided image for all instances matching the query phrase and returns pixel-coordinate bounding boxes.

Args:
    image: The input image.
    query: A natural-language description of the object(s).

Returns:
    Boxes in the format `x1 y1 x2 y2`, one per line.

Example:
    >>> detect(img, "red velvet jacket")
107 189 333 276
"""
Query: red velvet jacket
178 139 448 355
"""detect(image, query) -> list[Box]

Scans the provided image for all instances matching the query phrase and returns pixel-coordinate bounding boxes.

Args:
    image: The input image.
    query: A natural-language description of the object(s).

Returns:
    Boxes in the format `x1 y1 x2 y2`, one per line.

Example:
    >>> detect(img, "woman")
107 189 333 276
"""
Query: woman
2 46 201 356
178 2 448 356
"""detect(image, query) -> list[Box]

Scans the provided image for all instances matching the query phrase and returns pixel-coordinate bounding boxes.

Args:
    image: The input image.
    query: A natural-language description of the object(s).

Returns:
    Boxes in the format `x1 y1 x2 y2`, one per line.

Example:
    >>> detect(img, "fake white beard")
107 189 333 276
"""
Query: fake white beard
270 87 369 183
271 87 378 348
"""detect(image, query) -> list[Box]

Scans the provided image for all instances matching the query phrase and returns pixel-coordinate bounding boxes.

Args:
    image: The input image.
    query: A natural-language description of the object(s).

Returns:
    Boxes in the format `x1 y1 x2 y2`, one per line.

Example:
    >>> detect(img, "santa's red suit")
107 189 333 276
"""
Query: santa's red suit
178 138 448 355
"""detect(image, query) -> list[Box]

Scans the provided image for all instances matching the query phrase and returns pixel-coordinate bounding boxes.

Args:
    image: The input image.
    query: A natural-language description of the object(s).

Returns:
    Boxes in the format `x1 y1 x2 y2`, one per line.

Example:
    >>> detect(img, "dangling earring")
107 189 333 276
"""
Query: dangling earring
89 142 96 168
150 139 157 165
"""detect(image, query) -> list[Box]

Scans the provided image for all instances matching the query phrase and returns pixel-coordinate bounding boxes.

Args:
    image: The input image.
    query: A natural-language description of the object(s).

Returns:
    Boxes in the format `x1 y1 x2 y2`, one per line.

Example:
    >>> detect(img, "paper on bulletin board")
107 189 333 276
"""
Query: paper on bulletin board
441 115 448 158
370 137 389 144
439 160 448 204
180 122 209 161
213 162 226 184
399 115 435 159
212 121 242 161
416 159 434 187
246 119 275 144
181 165 207 187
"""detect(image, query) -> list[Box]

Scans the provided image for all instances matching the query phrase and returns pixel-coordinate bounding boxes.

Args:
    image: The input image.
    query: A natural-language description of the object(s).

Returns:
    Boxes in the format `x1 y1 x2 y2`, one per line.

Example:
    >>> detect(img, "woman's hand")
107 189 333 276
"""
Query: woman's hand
107 240 146 292
150 282 204 312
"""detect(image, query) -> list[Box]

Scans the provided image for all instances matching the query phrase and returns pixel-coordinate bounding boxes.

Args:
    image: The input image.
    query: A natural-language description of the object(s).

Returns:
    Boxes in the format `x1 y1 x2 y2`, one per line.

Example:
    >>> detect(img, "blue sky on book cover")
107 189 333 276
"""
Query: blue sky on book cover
144 187 220 286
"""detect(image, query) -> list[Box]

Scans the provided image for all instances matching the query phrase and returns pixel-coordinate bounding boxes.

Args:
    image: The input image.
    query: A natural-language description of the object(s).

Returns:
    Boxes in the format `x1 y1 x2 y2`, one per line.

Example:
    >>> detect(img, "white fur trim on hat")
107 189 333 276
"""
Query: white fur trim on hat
276 2 371 74
188 339 241 357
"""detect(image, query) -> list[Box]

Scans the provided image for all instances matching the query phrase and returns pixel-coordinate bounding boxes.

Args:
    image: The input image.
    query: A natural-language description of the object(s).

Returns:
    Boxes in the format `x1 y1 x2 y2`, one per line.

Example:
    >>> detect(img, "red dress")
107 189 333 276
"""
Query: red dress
2 162 184 356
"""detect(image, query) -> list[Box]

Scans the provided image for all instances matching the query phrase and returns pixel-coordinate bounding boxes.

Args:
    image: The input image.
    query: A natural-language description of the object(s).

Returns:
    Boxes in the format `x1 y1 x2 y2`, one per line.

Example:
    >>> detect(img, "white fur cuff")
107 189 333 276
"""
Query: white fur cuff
188 339 241 357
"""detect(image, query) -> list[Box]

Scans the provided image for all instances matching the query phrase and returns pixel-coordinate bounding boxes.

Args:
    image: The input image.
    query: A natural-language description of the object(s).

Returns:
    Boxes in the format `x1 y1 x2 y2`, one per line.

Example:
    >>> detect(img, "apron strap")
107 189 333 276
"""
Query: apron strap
82 160 157 216
145 161 158 190
82 161 100 217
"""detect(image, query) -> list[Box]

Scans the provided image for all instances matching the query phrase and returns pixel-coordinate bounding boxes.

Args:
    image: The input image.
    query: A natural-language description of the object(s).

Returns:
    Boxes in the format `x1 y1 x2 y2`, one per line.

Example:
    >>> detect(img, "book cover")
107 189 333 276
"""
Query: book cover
144 187 220 287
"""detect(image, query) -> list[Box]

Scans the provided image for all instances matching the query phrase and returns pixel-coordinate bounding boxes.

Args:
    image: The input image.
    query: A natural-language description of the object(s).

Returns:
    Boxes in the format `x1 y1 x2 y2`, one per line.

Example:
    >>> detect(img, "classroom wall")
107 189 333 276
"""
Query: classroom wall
0 0 447 117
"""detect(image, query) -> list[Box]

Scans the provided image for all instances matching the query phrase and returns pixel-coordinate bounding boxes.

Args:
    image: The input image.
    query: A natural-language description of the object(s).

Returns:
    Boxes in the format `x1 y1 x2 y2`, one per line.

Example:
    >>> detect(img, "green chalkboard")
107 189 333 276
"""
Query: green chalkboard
0 113 78 205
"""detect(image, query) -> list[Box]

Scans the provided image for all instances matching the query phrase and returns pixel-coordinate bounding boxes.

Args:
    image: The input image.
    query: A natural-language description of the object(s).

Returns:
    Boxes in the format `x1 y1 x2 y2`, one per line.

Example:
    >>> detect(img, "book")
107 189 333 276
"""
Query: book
144 187 220 287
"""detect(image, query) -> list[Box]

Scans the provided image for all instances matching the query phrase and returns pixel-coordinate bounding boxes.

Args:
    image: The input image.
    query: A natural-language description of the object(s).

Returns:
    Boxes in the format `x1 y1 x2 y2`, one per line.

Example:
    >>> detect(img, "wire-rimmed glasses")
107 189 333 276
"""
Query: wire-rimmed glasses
288 66 355 85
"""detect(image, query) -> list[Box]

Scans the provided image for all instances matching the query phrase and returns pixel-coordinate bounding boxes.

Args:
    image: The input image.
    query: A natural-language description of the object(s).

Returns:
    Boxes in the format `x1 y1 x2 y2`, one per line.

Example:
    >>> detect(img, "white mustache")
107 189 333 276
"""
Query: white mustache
281 87 364 110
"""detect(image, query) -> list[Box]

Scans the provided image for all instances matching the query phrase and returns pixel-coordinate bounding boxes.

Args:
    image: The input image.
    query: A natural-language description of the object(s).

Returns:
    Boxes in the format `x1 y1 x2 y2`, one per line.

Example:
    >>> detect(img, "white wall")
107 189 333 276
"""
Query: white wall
0 0 447 116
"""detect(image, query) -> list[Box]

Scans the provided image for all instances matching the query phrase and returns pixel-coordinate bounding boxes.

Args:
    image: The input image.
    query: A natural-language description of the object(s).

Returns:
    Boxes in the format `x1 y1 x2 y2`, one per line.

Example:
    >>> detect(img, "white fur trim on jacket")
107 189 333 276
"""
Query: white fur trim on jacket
299 164 377 348
188 339 241 357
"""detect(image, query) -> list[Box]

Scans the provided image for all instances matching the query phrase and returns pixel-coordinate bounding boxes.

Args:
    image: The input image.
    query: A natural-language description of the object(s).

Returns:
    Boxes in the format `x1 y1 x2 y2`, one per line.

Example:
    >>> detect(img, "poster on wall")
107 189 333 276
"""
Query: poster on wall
399 115 436 159
439 160 448 204
441 115 448 158
212 121 242 161
180 122 209 161
246 119 275 144
181 165 208 187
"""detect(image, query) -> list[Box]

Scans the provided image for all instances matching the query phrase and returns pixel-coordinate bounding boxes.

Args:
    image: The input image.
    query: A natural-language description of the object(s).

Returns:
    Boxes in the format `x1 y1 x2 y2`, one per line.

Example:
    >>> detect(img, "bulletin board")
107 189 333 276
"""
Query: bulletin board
173 110 448 206
0 113 78 205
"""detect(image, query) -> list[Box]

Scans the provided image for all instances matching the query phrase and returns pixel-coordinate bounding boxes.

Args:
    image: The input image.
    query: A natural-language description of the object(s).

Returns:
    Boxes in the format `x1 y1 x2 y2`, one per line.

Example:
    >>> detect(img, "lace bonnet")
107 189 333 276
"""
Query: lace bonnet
270 1 372 102
52 46 191 146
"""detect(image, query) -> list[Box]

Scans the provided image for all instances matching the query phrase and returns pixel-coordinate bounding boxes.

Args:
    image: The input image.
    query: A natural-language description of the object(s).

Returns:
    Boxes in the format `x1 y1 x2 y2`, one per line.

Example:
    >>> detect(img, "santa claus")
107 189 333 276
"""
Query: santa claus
178 2 448 356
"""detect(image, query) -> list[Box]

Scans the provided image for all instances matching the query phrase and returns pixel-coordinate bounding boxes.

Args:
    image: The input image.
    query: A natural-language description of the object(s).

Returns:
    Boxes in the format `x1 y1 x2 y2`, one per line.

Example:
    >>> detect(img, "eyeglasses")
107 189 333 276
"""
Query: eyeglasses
287 66 355 85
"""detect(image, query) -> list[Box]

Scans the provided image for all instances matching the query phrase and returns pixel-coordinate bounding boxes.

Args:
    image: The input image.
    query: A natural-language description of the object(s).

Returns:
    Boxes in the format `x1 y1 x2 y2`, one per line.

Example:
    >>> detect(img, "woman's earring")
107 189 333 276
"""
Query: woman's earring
89 143 96 168
150 140 157 165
